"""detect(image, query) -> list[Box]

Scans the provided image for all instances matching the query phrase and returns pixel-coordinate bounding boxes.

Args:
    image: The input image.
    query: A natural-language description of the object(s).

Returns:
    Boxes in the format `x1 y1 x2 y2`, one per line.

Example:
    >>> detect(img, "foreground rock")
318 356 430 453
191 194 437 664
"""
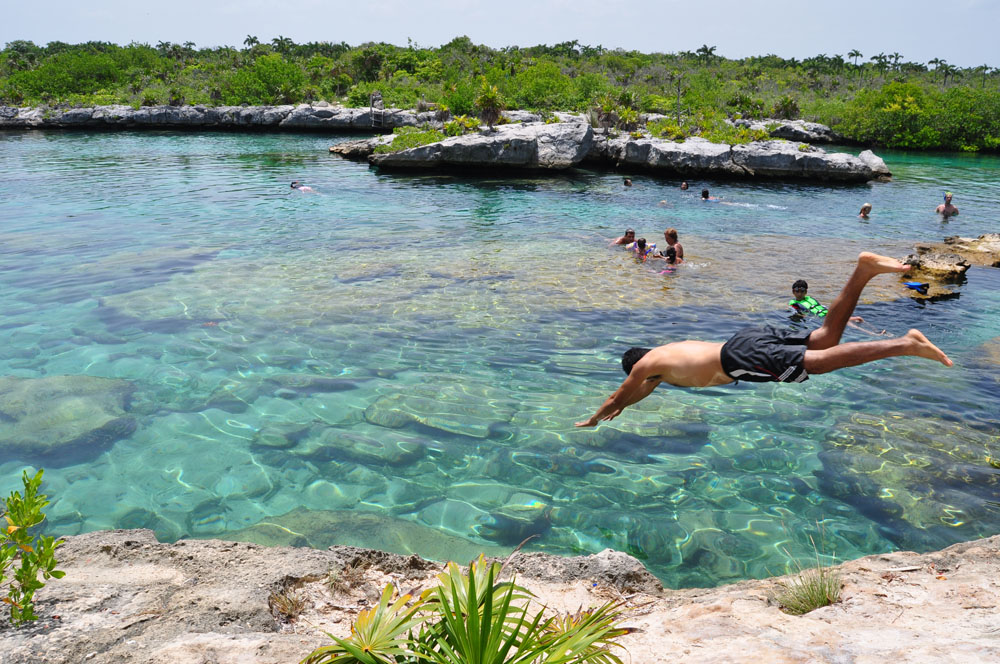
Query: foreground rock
4 529 999 663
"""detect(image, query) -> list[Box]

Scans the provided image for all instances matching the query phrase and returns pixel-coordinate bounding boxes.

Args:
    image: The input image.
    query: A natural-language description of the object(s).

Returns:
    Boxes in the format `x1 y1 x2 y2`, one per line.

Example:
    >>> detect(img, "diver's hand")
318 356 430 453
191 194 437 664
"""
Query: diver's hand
574 417 598 428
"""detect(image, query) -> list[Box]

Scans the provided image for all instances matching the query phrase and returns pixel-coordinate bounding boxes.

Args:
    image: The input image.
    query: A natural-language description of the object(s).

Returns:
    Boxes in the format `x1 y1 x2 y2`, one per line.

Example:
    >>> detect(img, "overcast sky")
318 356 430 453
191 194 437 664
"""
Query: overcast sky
3 0 998 69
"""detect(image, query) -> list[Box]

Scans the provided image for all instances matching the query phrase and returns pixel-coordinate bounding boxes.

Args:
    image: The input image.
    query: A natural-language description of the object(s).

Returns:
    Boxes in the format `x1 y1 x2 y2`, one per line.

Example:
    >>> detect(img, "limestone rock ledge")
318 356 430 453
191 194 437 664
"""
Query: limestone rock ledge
3 529 999 664
346 125 888 182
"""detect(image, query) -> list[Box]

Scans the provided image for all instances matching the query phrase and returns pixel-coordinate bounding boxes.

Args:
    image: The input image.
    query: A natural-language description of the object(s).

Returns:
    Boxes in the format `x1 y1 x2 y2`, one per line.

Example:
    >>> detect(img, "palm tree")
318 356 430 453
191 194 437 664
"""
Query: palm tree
271 36 294 54
243 35 259 50
890 52 902 71
695 44 717 65
848 49 863 67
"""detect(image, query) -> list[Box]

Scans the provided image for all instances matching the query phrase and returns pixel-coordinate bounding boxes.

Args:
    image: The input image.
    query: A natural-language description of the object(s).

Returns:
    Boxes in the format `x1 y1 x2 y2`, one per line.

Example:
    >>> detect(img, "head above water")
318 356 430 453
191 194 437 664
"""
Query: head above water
860 202 872 213
944 191 953 202
624 178 632 187
291 181 301 189
792 279 809 295
636 238 647 250
622 347 652 375
701 189 710 199
664 228 678 242
624 228 635 238
680 181 689 190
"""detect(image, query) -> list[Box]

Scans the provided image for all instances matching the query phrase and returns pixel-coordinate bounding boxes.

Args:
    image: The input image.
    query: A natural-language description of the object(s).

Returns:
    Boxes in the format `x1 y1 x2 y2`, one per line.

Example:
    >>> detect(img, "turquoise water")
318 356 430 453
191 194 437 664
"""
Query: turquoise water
1 130 998 588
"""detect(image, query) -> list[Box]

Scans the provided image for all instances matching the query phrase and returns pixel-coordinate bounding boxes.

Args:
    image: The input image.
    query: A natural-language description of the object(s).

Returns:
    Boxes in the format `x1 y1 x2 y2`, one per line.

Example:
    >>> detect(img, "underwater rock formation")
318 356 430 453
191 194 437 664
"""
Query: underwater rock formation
0 375 135 463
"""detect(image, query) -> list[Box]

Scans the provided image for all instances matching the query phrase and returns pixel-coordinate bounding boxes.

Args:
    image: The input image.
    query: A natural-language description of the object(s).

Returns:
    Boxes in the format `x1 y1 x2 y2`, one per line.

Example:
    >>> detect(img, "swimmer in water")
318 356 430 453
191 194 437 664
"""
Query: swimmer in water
859 203 872 219
935 192 958 218
291 181 316 193
701 189 719 201
611 228 636 246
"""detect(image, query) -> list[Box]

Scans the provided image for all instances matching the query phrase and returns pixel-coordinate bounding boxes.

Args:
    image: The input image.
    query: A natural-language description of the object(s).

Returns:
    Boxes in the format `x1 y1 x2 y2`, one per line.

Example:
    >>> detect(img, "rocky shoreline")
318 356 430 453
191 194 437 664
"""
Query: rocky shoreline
3 529 999 663
1 103 887 182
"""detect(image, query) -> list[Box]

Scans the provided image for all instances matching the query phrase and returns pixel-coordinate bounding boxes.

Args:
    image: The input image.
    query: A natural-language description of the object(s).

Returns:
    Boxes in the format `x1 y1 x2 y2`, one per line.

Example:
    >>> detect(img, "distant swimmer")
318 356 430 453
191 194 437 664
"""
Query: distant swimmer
936 192 959 218
680 181 689 190
624 178 633 187
611 228 636 246
574 253 949 427
701 189 719 201
291 181 316 193
859 203 872 219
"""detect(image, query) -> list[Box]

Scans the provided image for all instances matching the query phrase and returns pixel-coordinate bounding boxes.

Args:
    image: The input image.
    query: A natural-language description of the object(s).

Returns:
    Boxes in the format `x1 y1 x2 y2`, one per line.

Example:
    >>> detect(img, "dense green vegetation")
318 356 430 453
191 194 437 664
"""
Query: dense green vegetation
2 37 999 151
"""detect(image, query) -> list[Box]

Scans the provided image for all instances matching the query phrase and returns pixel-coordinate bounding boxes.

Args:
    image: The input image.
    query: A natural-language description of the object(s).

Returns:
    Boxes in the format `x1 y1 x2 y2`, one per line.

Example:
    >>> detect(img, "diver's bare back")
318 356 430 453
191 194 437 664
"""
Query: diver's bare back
643 341 733 387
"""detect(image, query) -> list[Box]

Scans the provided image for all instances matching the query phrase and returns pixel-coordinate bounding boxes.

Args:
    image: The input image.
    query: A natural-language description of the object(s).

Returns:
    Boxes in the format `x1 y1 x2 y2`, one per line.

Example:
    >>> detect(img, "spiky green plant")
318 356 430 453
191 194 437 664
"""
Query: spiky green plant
302 583 424 664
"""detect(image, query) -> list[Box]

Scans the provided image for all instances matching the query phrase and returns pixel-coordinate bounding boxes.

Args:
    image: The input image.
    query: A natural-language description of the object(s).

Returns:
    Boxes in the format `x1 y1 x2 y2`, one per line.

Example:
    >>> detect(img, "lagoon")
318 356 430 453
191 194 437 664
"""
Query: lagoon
1 129 998 588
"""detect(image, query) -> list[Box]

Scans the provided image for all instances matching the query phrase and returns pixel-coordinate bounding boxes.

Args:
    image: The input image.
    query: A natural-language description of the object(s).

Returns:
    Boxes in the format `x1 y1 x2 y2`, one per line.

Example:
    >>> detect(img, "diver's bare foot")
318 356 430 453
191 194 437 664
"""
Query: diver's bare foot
904 329 953 367
858 251 911 276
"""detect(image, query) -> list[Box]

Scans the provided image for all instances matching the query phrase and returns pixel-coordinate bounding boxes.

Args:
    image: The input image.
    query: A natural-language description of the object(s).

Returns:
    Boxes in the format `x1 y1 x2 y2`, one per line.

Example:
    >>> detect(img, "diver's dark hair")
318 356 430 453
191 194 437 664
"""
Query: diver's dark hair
622 347 652 375
792 279 808 291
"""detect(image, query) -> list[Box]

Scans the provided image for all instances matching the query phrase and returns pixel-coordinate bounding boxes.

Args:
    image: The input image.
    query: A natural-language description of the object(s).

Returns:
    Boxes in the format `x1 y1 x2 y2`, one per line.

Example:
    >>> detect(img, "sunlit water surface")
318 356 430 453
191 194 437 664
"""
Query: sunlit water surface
1 130 998 588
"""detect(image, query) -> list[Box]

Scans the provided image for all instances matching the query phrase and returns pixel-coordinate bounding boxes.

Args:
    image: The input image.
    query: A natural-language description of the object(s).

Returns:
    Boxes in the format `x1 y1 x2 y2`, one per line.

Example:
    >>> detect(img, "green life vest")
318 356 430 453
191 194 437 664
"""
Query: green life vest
789 295 827 317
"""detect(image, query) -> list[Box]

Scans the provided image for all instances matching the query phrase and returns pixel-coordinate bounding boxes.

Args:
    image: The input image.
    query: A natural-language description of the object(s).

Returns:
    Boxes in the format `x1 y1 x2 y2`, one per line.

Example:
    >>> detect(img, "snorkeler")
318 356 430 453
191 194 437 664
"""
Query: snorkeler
291 181 316 193
936 192 959 218
575 253 951 427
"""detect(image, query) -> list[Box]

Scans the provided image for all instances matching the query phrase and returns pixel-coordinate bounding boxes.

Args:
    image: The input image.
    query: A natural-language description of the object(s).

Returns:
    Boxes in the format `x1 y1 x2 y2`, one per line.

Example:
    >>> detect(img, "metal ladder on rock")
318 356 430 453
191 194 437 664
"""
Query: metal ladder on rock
370 92 385 130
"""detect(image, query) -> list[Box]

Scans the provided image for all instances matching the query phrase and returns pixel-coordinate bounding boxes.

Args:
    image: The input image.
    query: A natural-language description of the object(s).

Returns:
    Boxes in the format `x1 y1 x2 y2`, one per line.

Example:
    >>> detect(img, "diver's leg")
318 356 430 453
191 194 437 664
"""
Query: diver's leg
807 253 909 350
804 329 951 374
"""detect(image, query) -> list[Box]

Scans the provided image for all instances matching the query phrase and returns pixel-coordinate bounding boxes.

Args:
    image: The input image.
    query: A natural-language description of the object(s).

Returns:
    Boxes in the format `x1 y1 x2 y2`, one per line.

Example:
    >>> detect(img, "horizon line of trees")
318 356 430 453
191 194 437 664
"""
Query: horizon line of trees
2 37 999 152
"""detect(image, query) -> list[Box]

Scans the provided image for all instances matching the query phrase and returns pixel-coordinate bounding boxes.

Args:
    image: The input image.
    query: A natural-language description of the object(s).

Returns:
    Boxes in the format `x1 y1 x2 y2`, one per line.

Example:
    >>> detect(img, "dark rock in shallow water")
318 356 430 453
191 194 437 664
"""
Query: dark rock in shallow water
0 375 135 464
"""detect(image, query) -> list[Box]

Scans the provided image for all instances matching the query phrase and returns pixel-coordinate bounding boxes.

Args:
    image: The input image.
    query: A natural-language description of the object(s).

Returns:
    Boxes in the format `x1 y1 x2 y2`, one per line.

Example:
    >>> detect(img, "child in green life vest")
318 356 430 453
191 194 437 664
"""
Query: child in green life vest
790 279 871 328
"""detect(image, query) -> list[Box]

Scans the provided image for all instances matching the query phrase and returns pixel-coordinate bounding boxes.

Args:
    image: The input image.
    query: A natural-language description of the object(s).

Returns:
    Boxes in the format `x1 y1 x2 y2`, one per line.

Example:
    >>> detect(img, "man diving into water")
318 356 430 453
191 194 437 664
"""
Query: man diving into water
575 253 952 428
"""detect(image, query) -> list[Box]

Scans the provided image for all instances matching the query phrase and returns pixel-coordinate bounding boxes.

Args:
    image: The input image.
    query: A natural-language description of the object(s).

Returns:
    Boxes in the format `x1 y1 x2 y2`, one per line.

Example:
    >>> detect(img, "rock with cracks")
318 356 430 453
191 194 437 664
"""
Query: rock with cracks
368 122 594 171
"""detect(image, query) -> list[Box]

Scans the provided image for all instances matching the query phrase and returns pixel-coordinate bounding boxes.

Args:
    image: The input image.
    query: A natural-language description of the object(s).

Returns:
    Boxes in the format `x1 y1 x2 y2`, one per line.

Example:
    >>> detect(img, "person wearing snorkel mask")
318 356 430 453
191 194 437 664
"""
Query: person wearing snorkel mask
935 192 959 218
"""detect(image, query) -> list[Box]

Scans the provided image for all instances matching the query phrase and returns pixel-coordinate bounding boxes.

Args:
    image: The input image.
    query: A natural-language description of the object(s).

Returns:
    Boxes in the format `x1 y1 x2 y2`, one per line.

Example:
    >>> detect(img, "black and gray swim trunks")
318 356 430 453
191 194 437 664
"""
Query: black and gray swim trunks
720 326 812 383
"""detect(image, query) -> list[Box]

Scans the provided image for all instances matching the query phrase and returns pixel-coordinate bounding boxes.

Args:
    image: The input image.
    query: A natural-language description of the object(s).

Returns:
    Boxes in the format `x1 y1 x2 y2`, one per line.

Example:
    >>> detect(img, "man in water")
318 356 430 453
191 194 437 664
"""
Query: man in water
936 192 959 217
680 181 689 190
611 228 636 245
624 178 633 187
701 189 718 201
291 181 316 193
575 253 951 427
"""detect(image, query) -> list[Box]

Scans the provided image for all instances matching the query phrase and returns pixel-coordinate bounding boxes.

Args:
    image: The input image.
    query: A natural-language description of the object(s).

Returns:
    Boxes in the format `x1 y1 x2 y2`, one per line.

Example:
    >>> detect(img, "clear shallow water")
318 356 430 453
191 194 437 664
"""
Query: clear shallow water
1 130 998 588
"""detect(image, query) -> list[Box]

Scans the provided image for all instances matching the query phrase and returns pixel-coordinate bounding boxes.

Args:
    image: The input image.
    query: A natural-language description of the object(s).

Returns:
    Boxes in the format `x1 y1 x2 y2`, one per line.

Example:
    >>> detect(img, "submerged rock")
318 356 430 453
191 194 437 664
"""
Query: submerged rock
0 375 135 463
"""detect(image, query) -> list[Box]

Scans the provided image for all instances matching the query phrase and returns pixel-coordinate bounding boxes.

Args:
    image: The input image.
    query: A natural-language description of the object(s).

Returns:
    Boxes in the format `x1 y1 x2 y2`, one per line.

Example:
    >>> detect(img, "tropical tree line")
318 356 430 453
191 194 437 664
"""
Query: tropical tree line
2 37 999 151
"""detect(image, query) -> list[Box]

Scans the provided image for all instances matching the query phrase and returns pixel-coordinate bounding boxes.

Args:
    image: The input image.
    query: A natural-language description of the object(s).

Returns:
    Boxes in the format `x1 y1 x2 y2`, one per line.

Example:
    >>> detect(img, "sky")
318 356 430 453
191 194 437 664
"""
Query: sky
3 0 998 69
